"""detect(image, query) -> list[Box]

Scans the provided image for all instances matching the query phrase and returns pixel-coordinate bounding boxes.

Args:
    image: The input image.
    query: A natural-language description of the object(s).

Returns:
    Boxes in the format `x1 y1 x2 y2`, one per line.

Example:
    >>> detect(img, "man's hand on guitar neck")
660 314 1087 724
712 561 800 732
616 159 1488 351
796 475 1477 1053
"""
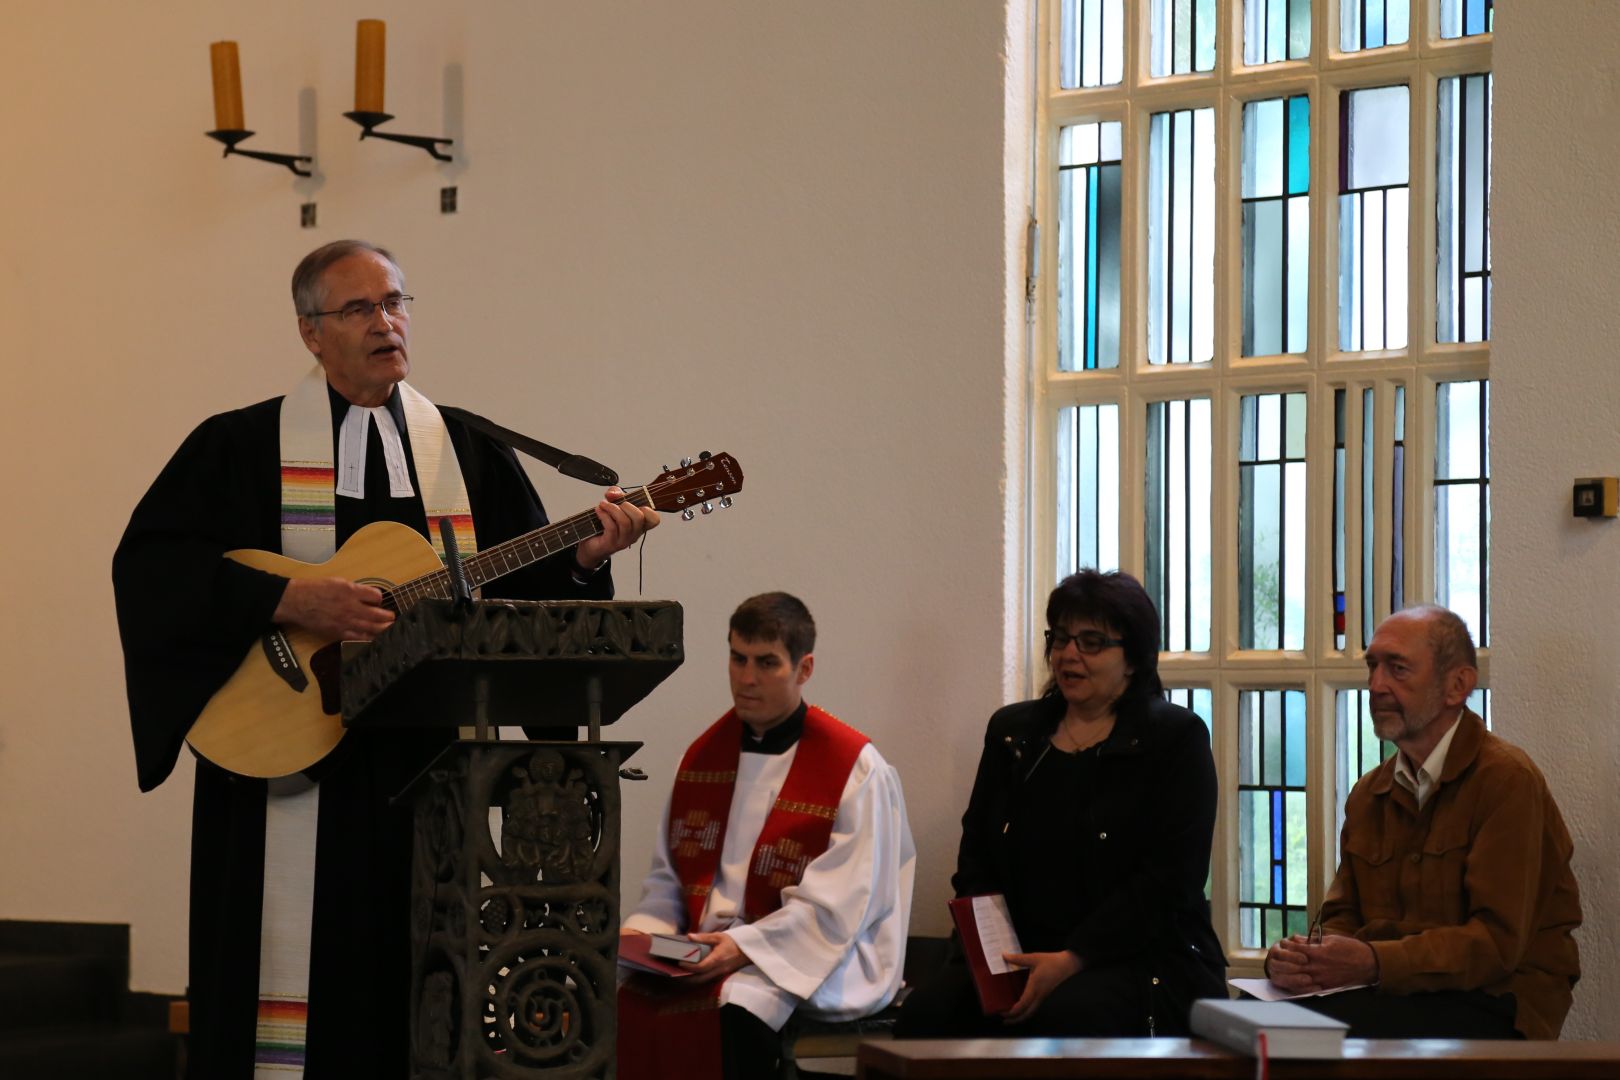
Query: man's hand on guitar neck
573 486 661 571
273 577 396 641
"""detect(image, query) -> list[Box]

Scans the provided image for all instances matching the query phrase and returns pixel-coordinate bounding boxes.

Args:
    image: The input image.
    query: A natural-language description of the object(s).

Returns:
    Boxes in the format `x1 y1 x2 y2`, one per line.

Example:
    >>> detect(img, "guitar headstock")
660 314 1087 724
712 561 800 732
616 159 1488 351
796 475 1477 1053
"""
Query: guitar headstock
645 452 744 519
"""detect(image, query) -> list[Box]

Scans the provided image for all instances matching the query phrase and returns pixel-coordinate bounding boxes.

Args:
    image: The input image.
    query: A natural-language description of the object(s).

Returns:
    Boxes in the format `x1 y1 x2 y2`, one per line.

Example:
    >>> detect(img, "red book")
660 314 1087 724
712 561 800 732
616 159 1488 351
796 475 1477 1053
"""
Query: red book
947 894 1029 1015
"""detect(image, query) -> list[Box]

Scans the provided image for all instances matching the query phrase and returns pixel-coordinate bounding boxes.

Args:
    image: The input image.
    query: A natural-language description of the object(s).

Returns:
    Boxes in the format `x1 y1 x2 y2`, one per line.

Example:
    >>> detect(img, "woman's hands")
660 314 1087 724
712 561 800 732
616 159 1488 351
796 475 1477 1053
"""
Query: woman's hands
1001 949 1083 1023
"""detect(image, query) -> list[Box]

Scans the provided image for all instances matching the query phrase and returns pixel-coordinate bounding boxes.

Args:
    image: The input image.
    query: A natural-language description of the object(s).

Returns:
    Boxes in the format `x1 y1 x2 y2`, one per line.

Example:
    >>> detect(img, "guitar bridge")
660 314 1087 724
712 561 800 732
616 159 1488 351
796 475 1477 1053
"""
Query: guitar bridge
260 630 309 692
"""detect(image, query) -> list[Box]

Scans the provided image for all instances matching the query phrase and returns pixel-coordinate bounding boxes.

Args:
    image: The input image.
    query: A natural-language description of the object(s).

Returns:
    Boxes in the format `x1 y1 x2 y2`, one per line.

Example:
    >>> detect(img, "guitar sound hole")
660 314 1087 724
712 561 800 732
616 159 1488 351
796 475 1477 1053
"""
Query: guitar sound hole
309 644 344 716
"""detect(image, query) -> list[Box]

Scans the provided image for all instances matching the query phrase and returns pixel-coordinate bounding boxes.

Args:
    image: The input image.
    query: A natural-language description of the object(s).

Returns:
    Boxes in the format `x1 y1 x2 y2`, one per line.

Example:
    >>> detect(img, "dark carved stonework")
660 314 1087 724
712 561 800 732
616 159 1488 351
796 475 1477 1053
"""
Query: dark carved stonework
409 742 636 1079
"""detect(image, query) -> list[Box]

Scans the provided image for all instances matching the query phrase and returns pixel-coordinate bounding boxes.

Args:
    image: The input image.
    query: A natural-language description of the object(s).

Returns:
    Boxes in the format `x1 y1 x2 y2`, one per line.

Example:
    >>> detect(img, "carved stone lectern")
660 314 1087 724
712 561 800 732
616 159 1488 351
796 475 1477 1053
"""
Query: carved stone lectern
342 598 682 1079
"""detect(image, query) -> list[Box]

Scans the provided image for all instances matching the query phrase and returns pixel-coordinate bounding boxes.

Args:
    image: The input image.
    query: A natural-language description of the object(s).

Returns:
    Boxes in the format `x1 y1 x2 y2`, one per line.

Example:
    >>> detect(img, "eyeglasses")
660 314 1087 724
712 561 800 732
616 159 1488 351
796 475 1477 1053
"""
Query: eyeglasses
306 295 414 324
1044 628 1126 655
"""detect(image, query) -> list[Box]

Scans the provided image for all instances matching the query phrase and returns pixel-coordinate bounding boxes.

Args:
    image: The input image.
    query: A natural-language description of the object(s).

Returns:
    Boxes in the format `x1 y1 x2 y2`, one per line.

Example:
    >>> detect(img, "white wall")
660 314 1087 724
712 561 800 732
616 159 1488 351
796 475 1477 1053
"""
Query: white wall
1492 0 1620 1041
0 1 1024 994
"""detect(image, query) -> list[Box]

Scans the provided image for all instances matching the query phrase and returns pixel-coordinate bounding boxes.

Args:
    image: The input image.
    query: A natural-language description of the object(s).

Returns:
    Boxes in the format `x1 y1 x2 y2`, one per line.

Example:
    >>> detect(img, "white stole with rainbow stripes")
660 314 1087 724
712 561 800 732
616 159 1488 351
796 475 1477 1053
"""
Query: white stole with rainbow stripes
255 365 476 1076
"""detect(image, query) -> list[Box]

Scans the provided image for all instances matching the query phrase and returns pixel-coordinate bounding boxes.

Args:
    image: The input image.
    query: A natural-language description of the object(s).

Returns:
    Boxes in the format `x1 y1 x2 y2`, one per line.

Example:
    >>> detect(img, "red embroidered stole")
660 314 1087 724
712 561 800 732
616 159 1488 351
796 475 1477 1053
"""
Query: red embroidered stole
616 707 868 1078
667 705 870 929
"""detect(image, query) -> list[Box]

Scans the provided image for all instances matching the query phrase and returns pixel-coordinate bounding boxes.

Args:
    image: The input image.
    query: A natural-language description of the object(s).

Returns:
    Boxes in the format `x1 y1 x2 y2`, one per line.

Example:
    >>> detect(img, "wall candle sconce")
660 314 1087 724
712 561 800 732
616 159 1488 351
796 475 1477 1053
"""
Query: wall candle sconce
342 20 453 162
204 41 313 176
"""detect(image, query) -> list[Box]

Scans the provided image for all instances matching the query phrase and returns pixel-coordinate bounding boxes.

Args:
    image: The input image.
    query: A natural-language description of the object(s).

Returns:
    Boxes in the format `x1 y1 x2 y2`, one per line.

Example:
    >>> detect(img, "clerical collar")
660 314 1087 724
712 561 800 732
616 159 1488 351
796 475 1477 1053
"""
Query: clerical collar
325 383 414 499
740 701 807 755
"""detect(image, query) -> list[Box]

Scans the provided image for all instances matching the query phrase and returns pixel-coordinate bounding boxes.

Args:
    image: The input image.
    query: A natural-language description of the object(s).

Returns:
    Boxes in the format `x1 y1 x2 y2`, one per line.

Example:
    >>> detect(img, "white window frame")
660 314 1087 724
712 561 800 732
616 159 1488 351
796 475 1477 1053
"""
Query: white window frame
1031 0 1490 967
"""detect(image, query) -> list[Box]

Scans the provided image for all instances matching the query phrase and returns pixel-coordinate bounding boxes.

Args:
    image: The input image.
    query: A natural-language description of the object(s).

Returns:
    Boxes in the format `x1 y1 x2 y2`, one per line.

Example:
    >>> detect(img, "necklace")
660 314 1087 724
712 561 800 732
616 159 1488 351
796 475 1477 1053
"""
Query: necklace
1054 715 1113 753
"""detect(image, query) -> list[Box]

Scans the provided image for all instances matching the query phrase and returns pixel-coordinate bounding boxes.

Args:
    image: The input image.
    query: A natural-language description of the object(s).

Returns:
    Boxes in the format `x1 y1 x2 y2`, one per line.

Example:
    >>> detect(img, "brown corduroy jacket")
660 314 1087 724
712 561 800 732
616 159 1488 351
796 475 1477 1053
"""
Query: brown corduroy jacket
1320 710 1582 1039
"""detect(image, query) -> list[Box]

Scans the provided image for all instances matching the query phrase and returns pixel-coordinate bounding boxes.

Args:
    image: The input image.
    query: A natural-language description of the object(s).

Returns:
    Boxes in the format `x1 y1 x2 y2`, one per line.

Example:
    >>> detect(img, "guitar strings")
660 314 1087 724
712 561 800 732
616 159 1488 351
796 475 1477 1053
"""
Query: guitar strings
380 480 670 612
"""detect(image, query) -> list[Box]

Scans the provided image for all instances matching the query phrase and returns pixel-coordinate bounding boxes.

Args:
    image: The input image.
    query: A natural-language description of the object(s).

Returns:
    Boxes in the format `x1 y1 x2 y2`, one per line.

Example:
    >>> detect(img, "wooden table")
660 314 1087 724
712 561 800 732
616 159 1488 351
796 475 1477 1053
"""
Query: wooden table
855 1037 1620 1079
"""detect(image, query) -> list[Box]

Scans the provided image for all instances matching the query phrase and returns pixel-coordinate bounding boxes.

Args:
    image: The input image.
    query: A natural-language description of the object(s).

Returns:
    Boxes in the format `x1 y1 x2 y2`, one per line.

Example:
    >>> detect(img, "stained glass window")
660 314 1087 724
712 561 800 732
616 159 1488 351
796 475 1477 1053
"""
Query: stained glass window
1245 0 1310 66
1239 688 1309 948
1059 123 1124 372
1240 393 1307 650
1340 0 1409 52
1056 403 1120 576
1360 388 1376 648
1332 390 1348 649
1438 73 1492 344
1166 687 1214 730
1439 0 1492 40
1061 0 1125 89
1146 399 1213 652
1391 385 1406 613
1435 381 1489 645
1151 0 1217 77
1339 86 1409 353
1148 108 1216 365
1332 385 1411 650
1242 96 1311 356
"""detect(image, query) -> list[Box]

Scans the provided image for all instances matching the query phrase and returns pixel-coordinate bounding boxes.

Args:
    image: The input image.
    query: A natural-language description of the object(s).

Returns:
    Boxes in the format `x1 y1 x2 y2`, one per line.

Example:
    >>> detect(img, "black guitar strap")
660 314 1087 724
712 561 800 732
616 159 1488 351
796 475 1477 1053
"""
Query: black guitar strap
438 405 619 486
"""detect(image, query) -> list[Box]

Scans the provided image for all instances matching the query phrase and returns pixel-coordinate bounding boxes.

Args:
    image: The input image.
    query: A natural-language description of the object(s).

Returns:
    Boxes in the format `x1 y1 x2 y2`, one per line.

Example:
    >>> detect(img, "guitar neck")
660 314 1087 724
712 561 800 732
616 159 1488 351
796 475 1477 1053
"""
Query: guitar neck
386 486 652 611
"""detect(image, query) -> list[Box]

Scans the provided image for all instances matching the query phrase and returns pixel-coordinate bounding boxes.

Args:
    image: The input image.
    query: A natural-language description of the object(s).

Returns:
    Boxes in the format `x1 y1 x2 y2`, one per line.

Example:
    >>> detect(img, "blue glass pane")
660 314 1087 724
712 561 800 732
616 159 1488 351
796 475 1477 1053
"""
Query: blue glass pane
1285 689 1306 786
1288 96 1311 194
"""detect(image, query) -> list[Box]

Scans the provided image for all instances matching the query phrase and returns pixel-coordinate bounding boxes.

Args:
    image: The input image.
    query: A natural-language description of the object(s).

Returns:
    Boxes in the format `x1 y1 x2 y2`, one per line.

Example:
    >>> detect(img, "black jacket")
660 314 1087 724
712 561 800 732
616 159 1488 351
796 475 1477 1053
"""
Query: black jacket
952 690 1226 988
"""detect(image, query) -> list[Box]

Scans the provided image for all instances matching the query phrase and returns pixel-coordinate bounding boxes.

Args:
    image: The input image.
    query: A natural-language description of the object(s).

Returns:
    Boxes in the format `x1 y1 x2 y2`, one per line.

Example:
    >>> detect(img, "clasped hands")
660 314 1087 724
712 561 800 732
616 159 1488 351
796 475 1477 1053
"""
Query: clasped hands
272 486 657 640
1265 933 1378 993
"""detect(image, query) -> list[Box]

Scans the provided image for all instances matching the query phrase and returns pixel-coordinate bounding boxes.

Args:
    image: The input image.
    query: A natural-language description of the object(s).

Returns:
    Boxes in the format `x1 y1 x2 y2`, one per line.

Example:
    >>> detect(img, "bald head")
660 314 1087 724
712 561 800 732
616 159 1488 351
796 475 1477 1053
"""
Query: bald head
1381 605 1478 677
1366 605 1479 754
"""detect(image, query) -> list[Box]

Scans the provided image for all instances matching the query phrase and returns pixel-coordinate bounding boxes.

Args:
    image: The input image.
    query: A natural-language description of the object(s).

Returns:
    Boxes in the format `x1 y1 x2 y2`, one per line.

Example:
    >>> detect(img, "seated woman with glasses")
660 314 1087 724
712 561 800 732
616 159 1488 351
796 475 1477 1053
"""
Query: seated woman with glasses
894 569 1226 1039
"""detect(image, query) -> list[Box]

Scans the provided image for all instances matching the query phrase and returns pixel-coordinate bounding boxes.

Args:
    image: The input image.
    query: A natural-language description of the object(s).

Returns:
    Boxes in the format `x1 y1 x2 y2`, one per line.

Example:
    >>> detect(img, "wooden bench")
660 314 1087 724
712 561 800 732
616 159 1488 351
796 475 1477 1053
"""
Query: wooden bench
855 1037 1620 1079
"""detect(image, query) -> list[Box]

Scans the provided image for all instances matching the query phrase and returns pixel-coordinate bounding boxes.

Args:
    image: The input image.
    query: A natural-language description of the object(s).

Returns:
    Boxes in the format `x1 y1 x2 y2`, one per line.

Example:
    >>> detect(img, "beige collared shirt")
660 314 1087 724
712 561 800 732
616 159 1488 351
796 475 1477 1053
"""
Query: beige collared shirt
1392 711 1462 809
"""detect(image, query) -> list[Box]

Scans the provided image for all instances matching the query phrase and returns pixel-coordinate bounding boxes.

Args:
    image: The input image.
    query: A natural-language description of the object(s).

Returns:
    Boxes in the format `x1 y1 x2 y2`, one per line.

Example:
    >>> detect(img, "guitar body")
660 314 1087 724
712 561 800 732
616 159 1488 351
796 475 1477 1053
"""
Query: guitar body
185 521 444 778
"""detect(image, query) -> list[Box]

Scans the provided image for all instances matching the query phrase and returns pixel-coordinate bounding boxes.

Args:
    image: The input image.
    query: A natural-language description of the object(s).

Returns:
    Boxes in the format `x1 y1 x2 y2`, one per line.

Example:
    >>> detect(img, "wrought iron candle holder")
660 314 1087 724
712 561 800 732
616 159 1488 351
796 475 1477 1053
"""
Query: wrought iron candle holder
343 110 453 162
205 129 313 177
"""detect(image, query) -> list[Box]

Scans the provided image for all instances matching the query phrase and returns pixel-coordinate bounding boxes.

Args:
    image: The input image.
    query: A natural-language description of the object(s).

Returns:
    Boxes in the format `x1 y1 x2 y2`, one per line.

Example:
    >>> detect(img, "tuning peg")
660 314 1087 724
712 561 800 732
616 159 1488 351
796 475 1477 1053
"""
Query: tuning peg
680 456 693 468
680 508 695 522
701 502 714 515
661 463 671 473
718 496 733 509
699 450 712 461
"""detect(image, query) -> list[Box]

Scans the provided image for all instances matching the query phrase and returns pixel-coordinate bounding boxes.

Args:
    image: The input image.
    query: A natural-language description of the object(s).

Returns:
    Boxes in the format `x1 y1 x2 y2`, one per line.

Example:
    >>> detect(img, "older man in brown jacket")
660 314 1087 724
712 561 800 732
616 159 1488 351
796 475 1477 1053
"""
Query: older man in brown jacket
1265 606 1582 1038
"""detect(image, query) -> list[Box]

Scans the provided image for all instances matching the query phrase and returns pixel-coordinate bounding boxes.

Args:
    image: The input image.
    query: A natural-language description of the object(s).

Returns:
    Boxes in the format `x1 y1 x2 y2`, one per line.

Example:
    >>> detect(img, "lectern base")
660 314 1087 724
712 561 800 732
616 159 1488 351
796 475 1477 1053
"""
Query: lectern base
405 739 640 1079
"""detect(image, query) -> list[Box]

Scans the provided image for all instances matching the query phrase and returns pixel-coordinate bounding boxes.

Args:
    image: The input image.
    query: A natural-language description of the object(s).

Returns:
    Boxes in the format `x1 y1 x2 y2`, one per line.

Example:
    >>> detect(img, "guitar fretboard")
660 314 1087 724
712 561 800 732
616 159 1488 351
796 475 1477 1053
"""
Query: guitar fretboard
381 486 654 612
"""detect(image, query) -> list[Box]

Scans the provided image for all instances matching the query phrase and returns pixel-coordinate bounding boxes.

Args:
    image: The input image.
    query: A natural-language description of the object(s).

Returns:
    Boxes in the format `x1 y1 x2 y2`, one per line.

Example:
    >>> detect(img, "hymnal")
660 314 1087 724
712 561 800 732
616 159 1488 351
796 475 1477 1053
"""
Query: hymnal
1190 998 1349 1059
648 934 713 963
946 893 1029 1016
617 931 693 978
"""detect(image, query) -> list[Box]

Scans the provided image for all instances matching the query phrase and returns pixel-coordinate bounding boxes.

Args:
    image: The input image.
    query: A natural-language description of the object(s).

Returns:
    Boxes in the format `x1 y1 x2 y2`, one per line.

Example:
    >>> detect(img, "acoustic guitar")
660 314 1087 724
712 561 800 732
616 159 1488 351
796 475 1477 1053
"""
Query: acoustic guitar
185 452 743 778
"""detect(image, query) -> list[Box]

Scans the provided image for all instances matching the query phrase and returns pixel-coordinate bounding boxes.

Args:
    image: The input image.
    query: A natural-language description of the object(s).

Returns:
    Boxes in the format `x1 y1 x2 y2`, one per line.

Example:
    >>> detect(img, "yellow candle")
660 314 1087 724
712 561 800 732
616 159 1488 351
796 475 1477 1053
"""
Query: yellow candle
355 19 386 113
209 41 244 130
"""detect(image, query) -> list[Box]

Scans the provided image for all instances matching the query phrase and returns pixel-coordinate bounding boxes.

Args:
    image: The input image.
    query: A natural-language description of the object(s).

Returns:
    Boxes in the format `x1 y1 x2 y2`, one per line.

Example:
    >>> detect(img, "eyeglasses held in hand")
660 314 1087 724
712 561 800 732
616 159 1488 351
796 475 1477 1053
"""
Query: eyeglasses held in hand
306 295 414 324
1044 628 1126 654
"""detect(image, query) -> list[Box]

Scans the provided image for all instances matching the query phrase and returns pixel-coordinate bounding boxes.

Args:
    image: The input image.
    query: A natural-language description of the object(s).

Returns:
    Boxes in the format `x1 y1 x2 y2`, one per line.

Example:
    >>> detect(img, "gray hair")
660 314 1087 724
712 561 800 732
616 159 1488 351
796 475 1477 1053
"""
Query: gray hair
1398 604 1478 674
291 239 404 324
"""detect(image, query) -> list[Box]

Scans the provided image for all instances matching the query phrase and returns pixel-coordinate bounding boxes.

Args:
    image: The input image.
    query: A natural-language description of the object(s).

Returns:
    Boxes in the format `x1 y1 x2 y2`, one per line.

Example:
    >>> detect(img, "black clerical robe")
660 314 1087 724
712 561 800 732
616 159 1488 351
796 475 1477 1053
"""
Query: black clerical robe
112 387 610 1079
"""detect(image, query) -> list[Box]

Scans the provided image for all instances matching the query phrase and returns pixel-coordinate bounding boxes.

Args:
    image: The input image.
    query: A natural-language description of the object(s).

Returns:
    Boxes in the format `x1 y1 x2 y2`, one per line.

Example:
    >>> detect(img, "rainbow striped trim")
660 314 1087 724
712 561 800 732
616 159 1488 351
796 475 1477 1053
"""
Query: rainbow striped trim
280 464 335 529
430 511 478 560
254 996 308 1070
